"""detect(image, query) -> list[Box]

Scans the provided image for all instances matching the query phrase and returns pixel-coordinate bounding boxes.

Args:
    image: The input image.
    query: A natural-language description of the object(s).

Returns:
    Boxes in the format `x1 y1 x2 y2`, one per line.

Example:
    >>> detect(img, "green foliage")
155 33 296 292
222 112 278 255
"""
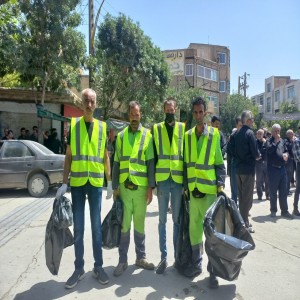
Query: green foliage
5 0 87 103
93 14 170 121
280 101 298 113
220 93 257 134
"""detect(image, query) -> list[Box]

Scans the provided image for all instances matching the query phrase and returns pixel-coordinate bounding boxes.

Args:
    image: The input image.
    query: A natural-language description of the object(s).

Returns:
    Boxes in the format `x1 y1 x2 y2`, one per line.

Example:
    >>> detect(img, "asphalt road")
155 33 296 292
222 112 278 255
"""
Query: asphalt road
0 178 300 300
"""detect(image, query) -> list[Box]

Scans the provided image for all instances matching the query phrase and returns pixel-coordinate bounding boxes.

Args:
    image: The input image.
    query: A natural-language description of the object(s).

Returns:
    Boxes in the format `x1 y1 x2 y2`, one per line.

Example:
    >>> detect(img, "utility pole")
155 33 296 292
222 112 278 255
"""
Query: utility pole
238 72 249 98
89 0 95 88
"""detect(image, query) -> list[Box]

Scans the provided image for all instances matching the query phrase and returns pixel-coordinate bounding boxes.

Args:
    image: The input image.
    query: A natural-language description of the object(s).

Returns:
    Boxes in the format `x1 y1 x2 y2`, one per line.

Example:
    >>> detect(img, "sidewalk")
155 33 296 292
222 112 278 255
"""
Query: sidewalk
1 174 300 300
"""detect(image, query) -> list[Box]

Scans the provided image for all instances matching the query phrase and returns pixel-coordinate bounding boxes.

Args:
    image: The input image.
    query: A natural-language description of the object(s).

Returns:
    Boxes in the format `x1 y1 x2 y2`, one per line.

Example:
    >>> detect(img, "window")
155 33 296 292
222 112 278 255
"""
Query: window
197 65 218 81
217 53 226 64
259 95 264 105
275 90 280 102
287 86 295 99
3 142 32 158
185 64 193 76
267 83 271 93
208 96 218 108
219 81 226 93
267 97 271 112
251 97 256 105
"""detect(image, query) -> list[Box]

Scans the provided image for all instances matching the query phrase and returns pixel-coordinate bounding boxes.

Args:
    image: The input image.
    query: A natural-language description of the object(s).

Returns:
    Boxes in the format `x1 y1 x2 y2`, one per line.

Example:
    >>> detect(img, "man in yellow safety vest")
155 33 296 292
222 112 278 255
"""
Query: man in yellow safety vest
56 88 112 289
184 96 226 289
112 101 156 276
153 98 185 274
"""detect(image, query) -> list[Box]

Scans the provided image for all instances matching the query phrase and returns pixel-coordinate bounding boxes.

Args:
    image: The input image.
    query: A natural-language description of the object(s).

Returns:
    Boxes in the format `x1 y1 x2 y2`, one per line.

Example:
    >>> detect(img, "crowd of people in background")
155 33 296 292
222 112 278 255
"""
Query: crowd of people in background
1 125 66 154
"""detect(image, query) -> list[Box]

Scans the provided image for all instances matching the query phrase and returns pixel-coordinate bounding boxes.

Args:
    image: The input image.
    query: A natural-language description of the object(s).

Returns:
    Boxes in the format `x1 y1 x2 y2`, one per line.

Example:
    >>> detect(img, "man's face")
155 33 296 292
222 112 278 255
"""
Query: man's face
82 91 96 116
33 127 38 133
164 102 175 114
287 132 294 140
129 105 141 131
272 127 280 137
256 131 263 140
4 129 8 136
21 129 26 136
212 120 221 129
192 104 206 125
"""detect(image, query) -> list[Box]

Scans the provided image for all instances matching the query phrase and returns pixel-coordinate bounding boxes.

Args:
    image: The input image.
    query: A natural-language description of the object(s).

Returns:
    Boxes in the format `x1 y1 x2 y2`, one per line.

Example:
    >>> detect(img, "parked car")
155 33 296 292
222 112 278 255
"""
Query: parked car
0 140 64 197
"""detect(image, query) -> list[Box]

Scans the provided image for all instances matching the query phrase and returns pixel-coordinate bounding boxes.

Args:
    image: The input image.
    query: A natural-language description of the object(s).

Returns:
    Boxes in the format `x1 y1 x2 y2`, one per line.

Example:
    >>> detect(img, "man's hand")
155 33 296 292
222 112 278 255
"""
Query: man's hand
146 187 153 205
106 181 113 199
217 186 226 198
56 183 67 199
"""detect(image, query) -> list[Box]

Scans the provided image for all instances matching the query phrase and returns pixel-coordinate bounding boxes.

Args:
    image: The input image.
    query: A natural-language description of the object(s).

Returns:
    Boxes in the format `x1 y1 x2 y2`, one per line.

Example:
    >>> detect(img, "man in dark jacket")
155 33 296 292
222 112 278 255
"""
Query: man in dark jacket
266 124 293 219
234 110 258 233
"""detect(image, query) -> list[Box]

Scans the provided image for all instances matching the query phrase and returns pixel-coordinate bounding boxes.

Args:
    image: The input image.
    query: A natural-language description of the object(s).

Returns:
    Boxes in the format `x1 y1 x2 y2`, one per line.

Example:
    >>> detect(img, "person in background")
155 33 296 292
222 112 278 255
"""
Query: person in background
255 129 269 200
18 127 28 140
266 124 293 219
49 132 62 154
56 88 112 289
112 101 155 277
29 126 39 142
226 117 242 205
153 98 185 275
1 128 9 140
7 130 14 140
184 97 226 288
292 135 300 216
234 110 258 233
211 115 227 158
285 129 295 195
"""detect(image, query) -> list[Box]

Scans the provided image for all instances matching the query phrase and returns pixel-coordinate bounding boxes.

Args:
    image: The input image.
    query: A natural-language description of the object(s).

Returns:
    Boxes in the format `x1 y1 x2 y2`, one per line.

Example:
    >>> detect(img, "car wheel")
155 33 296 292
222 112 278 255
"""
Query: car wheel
28 174 49 197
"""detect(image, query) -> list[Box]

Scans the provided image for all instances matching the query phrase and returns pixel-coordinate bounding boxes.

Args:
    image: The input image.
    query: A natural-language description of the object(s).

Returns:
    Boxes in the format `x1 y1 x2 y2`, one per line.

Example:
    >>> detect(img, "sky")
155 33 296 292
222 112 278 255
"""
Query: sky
78 0 300 97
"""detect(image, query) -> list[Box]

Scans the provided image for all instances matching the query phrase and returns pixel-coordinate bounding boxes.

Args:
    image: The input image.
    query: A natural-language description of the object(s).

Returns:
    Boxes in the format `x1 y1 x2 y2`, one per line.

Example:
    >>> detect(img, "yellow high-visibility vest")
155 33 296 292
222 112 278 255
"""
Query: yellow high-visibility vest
70 117 106 187
185 126 218 194
118 126 151 186
153 121 185 184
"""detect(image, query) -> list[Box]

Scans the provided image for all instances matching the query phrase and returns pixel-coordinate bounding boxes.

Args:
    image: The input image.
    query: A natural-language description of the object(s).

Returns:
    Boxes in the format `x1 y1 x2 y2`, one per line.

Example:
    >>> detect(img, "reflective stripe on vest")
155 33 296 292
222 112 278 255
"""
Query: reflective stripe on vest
185 126 218 194
119 126 151 186
70 117 106 187
153 122 184 184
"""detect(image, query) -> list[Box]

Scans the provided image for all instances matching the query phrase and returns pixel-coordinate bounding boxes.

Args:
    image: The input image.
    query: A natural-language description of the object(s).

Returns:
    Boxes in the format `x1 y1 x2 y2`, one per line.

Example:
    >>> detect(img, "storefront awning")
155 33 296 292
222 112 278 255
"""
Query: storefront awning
37 106 70 122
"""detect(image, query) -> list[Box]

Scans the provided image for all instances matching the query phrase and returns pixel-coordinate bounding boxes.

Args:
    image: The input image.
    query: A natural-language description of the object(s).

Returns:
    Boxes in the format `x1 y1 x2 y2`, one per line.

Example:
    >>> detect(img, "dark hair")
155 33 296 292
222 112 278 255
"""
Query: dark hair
191 96 207 111
235 117 241 125
21 127 26 131
211 115 220 123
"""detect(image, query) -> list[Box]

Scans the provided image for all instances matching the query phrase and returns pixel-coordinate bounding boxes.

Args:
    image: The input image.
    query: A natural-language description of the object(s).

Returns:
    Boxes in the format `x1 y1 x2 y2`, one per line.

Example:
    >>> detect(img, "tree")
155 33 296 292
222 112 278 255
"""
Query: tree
0 0 23 79
220 93 257 134
17 0 86 105
93 14 170 121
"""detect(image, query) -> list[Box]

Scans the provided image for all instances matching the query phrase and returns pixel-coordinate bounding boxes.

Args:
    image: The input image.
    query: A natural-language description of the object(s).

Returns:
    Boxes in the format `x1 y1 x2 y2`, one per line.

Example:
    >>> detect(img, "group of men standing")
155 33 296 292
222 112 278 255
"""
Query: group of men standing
56 88 226 290
227 113 299 234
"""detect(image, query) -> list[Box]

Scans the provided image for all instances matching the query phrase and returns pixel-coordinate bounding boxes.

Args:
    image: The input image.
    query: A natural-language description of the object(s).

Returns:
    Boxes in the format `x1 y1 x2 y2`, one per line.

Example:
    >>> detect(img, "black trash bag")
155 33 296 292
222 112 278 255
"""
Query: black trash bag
53 196 73 229
45 212 74 275
102 197 123 249
175 193 193 275
204 194 255 281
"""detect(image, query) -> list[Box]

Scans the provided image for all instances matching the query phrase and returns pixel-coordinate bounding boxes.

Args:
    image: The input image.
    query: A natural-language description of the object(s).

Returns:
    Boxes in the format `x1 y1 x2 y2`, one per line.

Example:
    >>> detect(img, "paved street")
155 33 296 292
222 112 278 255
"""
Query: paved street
0 175 300 300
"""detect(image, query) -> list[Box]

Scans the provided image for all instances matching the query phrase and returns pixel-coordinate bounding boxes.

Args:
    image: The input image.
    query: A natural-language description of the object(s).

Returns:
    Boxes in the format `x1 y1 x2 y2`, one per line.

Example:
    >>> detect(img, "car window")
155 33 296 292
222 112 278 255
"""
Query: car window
30 141 54 155
3 142 33 158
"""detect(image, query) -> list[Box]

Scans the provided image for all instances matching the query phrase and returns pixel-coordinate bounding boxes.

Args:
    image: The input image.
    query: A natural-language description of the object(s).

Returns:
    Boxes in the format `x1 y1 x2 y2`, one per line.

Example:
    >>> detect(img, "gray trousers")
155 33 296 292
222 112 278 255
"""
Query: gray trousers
236 174 255 227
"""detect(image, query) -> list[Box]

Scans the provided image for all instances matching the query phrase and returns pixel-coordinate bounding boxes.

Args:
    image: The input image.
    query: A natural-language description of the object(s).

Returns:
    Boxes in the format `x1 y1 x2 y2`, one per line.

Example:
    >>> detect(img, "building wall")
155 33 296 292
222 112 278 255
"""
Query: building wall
163 43 230 116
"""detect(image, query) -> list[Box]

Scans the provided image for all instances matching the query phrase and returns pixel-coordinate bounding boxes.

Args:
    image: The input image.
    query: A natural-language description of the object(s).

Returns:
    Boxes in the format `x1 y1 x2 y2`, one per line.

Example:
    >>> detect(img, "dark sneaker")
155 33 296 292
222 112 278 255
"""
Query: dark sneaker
156 258 168 274
293 209 300 216
270 212 276 217
183 265 202 278
65 269 85 289
135 258 155 270
209 273 219 289
93 267 109 285
113 262 128 277
281 211 294 219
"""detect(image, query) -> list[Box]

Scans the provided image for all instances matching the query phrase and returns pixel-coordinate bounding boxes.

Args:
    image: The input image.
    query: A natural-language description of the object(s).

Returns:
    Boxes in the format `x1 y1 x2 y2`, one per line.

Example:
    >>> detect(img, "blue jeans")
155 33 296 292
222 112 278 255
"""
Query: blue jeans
71 181 103 270
157 177 182 260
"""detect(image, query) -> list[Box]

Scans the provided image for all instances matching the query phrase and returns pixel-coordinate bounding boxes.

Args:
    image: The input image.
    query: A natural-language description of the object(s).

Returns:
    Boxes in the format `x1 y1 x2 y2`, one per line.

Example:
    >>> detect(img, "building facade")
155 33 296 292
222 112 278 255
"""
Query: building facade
163 43 230 116
251 76 300 118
